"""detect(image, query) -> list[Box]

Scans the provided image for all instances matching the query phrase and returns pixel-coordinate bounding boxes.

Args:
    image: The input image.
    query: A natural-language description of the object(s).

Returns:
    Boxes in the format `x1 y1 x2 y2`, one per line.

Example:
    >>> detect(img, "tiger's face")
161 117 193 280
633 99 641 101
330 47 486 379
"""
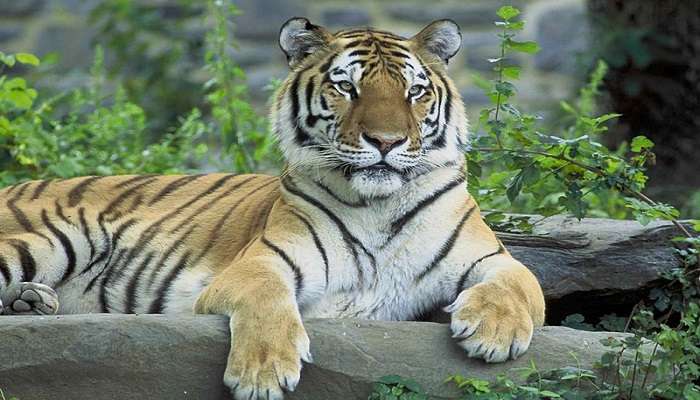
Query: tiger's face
274 18 467 198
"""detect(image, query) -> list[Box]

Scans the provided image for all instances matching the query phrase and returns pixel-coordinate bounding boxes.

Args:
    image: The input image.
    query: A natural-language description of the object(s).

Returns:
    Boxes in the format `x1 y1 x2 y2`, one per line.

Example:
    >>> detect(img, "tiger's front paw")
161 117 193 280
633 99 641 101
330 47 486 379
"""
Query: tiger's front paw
446 282 534 363
225 308 312 400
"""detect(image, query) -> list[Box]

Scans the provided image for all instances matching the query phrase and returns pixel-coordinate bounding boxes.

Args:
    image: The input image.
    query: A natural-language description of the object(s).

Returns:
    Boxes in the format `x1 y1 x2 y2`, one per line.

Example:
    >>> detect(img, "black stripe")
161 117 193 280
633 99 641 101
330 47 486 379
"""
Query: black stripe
282 178 374 282
31 179 52 200
9 240 36 282
83 218 138 291
290 210 329 288
190 179 279 266
348 49 370 57
415 204 477 282
148 174 206 206
41 210 77 284
102 177 158 221
79 213 110 276
319 54 336 73
261 237 303 297
0 255 10 286
144 224 197 289
148 251 192 314
54 201 75 227
290 65 316 146
389 50 409 58
454 246 506 299
124 251 156 313
315 180 368 208
11 182 31 198
385 174 465 245
113 175 157 189
98 248 128 312
6 198 53 245
170 176 261 234
68 176 103 207
105 174 242 282
78 208 96 263
428 72 452 149
377 40 410 52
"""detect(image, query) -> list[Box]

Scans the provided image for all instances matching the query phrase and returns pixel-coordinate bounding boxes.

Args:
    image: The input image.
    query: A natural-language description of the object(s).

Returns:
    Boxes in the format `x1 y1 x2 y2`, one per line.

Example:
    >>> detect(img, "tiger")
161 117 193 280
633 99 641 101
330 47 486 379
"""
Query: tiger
0 18 545 400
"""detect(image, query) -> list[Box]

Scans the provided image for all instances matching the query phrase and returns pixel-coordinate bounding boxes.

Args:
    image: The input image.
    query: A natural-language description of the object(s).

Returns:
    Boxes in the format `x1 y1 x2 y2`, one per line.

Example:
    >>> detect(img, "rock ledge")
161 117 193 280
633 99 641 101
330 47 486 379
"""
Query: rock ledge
0 314 626 399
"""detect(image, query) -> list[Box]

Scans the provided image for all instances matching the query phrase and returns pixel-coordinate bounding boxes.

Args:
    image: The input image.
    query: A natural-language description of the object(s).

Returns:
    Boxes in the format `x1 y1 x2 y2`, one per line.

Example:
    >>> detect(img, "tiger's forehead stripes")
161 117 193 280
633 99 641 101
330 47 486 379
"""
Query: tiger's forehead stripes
326 31 428 85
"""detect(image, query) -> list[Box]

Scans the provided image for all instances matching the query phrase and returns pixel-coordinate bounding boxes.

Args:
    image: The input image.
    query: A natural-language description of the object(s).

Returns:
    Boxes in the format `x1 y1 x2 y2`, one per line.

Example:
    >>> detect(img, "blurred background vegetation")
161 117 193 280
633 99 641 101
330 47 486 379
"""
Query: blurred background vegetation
0 0 698 219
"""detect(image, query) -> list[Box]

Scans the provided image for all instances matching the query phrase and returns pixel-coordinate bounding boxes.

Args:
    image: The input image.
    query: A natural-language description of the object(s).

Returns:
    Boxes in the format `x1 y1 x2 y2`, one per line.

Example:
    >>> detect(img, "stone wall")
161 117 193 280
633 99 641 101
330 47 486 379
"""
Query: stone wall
0 0 591 117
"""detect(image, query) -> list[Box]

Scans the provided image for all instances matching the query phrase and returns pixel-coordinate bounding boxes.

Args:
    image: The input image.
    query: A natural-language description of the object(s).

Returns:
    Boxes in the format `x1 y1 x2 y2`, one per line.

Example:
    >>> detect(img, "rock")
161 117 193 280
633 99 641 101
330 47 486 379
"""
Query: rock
493 215 690 322
385 2 517 27
321 8 373 27
228 42 278 68
0 26 21 43
232 0 308 41
533 1 590 72
0 0 45 17
36 25 94 71
0 314 631 400
246 66 288 100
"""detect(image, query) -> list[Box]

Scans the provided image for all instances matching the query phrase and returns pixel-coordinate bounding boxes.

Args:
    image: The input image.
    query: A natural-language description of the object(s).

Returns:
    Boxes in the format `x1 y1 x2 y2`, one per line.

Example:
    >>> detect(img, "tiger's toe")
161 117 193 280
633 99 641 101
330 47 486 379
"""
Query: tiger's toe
0 282 59 315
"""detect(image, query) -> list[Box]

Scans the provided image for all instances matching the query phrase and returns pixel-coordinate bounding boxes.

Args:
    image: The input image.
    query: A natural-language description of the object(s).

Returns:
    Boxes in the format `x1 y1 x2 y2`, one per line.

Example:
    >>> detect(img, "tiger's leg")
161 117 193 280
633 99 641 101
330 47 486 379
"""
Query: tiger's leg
195 251 311 400
447 252 545 363
194 205 326 400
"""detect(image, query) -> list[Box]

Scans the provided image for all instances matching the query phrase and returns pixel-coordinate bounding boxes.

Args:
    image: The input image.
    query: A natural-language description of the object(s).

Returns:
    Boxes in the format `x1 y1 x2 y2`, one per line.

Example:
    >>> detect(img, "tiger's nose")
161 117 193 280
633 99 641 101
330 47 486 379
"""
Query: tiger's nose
361 132 408 155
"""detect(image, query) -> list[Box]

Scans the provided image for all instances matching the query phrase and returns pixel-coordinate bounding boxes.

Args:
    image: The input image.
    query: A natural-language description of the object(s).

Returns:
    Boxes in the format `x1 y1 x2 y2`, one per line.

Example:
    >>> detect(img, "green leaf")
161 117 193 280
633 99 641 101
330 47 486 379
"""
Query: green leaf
630 135 654 152
497 5 520 21
15 53 40 66
501 66 521 79
506 39 541 54
506 172 524 202
0 52 15 67
539 390 562 398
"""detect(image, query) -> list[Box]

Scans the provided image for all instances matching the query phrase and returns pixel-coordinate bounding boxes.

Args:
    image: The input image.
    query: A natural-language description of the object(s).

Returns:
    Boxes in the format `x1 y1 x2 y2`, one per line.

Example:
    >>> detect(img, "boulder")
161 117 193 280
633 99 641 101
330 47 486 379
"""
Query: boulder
1 314 631 400
492 216 689 322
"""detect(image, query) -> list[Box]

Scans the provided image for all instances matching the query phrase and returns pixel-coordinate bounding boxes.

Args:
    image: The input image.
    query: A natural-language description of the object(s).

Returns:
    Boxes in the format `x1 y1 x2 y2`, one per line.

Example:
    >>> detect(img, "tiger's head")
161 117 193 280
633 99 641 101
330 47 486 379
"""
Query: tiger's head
273 18 467 198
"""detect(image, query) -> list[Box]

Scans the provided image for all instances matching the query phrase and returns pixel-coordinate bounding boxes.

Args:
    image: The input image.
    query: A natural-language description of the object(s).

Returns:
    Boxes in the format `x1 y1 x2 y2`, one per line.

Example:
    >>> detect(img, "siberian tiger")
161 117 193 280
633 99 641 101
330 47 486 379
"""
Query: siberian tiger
0 18 545 400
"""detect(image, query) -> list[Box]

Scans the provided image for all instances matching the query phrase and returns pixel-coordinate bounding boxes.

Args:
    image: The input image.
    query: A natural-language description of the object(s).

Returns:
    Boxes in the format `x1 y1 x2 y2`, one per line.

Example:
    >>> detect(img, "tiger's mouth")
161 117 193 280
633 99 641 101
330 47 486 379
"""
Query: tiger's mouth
355 161 399 172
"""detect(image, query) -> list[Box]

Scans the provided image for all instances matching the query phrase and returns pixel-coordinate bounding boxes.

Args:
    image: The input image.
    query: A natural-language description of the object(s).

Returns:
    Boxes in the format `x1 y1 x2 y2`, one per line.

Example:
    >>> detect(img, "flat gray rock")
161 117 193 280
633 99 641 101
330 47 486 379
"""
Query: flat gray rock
0 314 628 400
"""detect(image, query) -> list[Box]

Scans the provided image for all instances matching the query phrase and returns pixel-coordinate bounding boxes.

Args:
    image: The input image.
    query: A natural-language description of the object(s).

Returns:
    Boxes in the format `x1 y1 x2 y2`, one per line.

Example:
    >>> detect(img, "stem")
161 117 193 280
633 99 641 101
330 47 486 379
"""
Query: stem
492 30 508 148
629 348 640 399
640 341 659 392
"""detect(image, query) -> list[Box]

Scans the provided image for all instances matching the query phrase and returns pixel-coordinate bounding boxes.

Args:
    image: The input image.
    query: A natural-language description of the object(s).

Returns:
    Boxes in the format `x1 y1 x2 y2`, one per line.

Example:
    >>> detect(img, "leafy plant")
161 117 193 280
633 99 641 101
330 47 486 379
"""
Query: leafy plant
369 376 428 400
0 49 206 187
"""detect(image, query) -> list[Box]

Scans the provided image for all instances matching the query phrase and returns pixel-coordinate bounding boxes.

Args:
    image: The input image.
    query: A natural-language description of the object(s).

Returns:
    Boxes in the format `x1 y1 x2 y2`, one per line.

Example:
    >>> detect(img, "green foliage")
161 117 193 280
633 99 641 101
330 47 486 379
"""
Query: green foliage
88 0 205 133
467 8 677 229
203 0 280 173
0 49 206 187
0 388 18 400
0 0 278 187
369 376 427 400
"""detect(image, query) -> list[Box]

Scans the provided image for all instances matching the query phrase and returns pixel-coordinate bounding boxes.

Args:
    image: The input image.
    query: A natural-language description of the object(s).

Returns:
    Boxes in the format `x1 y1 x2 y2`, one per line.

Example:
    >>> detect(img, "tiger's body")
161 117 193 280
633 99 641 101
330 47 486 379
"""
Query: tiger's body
0 18 545 400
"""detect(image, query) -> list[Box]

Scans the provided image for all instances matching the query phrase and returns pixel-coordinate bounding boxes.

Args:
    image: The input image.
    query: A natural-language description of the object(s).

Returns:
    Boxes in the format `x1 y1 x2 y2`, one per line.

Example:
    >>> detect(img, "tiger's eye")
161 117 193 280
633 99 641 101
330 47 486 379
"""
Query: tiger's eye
338 81 354 92
408 85 424 96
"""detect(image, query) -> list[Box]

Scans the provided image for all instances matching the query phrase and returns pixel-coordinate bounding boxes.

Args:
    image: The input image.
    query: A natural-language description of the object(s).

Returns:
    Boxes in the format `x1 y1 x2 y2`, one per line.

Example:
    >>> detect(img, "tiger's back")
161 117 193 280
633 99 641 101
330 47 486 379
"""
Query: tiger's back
0 173 279 314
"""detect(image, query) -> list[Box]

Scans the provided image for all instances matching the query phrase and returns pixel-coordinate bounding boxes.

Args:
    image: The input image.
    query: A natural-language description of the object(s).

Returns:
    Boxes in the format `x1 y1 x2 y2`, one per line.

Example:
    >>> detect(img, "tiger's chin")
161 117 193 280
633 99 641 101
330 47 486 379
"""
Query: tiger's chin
349 168 405 199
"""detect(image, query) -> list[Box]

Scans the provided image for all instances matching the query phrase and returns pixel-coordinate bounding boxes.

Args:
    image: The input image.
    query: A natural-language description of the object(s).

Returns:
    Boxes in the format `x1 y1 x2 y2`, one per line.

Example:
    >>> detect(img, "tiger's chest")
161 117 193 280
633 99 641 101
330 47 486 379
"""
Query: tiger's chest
298 211 457 320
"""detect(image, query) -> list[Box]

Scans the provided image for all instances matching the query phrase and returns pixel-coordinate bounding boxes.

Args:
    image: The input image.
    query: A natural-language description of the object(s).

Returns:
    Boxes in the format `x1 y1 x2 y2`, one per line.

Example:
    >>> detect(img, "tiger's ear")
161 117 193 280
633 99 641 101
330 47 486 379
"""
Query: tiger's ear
279 17 332 68
411 19 462 64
